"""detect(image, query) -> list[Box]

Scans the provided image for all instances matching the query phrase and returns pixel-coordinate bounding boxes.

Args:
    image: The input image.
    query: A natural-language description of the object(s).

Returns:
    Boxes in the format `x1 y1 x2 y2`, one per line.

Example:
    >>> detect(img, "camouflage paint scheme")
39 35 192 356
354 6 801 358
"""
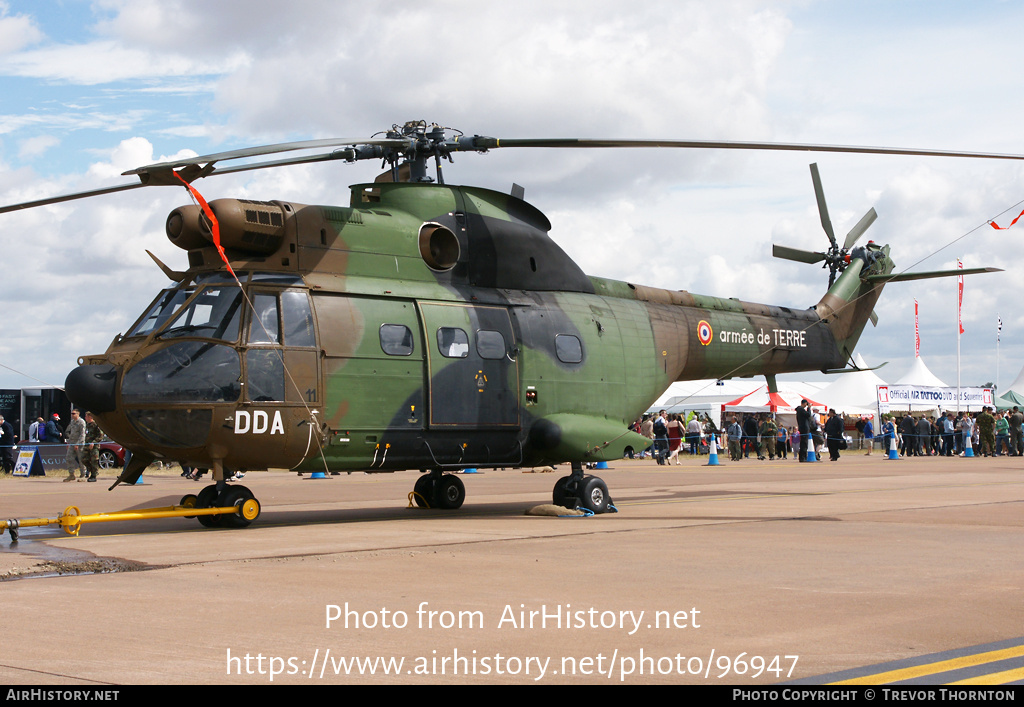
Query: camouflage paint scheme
68 181 889 478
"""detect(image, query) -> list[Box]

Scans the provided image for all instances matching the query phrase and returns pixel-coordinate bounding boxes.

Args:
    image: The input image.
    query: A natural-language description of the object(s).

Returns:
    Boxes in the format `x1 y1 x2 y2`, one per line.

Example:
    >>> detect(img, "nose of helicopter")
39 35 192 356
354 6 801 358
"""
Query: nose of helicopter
65 364 119 413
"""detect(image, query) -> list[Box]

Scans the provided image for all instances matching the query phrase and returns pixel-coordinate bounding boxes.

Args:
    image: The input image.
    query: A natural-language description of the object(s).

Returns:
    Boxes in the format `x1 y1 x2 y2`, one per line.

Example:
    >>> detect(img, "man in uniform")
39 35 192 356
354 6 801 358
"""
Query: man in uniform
82 411 103 482
63 408 86 482
1010 407 1024 456
976 406 996 457
759 414 778 460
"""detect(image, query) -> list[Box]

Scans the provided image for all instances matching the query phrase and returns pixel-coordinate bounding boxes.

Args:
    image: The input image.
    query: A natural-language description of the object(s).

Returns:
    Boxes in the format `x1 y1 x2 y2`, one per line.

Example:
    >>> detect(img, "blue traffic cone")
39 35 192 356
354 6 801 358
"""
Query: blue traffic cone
310 471 327 479
595 461 608 469
887 434 899 460
964 435 974 457
706 436 720 466
807 442 817 462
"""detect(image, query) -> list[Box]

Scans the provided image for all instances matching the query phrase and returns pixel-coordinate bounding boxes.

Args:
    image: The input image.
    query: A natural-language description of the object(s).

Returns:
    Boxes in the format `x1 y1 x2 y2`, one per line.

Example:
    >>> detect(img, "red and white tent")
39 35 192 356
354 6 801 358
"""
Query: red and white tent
723 385 825 413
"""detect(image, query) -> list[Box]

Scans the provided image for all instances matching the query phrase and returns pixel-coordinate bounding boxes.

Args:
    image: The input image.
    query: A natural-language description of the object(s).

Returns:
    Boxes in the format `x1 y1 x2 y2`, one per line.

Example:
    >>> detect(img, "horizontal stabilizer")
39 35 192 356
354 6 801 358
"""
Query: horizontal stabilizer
865 267 1002 283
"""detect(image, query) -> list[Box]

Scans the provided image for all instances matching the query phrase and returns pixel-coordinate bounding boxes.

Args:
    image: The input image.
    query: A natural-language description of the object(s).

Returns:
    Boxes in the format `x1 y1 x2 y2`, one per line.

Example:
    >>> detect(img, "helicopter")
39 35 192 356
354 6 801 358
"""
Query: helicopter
0 120 1011 527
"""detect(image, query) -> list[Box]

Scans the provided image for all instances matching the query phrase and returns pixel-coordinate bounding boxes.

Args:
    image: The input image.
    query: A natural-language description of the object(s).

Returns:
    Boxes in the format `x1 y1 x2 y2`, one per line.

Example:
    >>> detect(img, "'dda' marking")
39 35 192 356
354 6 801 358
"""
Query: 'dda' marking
235 410 285 435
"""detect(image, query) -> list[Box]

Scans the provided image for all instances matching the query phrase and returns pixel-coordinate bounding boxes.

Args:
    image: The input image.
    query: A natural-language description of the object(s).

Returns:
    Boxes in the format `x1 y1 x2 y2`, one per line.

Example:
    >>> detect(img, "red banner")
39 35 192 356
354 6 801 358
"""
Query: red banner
914 299 920 357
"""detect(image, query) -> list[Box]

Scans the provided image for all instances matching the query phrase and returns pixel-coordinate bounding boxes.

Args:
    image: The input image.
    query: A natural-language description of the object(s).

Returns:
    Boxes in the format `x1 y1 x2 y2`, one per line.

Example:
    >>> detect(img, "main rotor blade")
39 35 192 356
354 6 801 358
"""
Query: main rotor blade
0 182 147 214
843 207 878 250
473 137 1024 161
123 137 407 177
810 163 836 248
772 244 827 264
865 266 1002 283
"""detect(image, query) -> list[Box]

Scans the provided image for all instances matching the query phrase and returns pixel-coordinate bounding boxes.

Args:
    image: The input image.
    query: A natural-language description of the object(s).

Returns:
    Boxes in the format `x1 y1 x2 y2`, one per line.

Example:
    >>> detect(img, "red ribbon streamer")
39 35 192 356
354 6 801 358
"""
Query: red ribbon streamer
173 172 236 278
990 208 1024 230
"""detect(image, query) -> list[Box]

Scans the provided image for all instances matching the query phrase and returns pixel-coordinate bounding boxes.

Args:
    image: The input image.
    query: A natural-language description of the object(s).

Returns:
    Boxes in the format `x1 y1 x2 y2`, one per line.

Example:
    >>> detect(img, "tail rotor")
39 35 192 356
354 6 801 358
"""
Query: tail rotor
772 163 877 287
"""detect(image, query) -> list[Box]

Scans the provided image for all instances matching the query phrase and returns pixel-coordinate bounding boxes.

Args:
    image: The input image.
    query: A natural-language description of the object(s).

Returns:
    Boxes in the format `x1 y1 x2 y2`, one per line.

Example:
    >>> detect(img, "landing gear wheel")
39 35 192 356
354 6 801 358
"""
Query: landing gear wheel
577 475 609 514
552 475 576 508
220 485 260 528
196 484 223 528
413 475 435 508
434 475 466 510
180 493 199 519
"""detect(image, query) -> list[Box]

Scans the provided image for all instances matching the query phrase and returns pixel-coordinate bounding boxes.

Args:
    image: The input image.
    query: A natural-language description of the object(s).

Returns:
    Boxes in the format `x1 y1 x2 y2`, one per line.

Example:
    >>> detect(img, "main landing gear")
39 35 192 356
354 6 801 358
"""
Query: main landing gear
552 461 612 514
412 469 466 509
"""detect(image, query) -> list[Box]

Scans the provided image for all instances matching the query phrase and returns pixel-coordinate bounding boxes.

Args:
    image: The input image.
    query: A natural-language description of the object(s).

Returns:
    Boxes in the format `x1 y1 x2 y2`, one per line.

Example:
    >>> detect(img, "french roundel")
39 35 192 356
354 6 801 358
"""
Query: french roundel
697 320 713 346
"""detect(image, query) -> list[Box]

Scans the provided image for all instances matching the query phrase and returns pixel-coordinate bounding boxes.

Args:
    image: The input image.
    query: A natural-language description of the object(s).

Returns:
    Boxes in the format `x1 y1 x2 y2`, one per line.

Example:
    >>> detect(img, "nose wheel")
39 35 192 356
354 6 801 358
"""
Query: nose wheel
190 484 262 528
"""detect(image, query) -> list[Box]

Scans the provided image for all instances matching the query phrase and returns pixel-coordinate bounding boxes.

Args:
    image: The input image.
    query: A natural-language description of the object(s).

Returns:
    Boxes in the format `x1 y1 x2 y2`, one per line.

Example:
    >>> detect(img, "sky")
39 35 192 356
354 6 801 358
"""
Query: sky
1 0 1023 395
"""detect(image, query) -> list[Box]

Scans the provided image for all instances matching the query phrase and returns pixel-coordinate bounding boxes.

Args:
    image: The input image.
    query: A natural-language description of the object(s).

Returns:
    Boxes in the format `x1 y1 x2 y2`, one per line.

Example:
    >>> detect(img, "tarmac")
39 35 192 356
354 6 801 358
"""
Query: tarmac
1 448 1023 685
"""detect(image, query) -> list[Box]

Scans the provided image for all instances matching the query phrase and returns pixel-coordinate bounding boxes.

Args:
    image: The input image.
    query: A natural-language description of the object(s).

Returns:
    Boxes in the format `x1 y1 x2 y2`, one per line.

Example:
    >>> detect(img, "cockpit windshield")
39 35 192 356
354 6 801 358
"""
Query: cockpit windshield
126 285 243 342
160 287 243 341
128 287 193 337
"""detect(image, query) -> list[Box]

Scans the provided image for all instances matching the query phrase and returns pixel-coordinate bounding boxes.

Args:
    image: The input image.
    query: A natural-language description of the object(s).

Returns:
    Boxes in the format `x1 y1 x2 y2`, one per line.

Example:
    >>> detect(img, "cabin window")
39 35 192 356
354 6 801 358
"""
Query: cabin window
380 324 414 356
437 327 469 358
555 334 583 363
476 330 506 360
246 348 285 402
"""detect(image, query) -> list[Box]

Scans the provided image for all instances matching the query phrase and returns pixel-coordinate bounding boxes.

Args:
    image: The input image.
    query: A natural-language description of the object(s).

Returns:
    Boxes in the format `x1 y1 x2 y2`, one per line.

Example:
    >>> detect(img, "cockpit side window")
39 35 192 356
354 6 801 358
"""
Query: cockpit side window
281 291 316 347
248 293 280 344
247 291 316 347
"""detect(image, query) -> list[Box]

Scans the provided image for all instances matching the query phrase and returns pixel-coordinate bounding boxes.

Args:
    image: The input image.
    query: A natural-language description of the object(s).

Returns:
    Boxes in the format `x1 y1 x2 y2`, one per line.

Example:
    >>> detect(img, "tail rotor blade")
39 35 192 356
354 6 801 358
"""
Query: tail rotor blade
773 244 827 264
843 207 878 250
810 163 837 248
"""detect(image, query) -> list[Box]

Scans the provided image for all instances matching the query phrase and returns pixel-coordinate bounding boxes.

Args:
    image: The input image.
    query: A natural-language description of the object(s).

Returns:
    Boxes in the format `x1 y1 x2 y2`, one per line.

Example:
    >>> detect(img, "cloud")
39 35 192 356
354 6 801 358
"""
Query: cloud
4 40 250 84
17 134 58 159
0 2 44 54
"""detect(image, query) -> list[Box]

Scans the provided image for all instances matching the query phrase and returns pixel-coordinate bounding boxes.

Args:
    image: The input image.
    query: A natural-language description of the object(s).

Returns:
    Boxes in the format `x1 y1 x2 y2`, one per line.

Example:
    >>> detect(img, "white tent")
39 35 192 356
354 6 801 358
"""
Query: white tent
896 356 947 387
891 356 949 411
994 362 1024 408
653 378 760 412
651 379 827 424
814 353 885 416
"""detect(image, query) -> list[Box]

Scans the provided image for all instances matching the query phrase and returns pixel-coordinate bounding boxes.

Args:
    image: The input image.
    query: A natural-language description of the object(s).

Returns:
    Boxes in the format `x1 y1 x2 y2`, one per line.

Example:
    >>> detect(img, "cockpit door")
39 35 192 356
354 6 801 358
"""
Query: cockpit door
244 290 320 406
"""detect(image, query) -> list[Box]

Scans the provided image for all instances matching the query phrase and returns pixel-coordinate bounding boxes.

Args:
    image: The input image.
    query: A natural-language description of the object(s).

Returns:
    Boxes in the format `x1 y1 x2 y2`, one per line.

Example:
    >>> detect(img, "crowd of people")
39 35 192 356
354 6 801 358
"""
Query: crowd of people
630 403 1024 463
881 406 1024 457
0 409 106 481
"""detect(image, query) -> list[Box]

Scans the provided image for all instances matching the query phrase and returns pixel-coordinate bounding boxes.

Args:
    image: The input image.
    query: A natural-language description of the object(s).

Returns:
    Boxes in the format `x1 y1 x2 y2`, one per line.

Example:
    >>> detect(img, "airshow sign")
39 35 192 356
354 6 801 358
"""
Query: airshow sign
876 385 994 412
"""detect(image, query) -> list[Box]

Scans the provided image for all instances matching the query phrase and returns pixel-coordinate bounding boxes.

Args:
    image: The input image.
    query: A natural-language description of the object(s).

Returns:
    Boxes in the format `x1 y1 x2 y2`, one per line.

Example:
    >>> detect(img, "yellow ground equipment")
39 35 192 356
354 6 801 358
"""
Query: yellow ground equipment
1 488 261 541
